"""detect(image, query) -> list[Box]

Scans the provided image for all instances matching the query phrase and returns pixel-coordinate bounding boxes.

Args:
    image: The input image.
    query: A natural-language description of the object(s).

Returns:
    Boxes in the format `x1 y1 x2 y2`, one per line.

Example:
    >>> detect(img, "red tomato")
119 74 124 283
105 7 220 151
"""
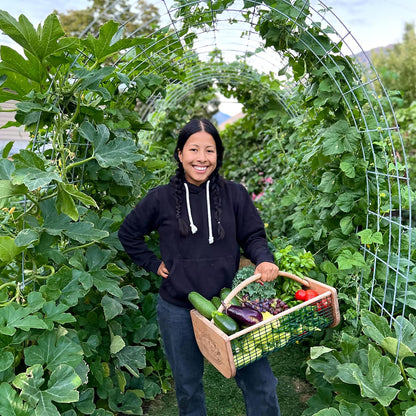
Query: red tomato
295 289 306 301
317 298 329 311
304 289 319 300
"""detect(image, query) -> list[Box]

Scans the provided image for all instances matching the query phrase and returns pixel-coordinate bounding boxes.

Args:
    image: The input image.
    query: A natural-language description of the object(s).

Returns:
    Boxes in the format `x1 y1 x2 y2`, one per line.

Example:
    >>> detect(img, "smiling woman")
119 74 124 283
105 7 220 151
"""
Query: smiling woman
118 118 281 416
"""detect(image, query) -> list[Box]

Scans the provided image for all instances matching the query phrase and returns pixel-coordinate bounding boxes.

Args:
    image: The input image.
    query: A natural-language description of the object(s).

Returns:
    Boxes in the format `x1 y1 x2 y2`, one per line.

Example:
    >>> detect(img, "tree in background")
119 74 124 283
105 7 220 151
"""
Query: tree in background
370 23 416 185
55 0 160 37
370 22 416 108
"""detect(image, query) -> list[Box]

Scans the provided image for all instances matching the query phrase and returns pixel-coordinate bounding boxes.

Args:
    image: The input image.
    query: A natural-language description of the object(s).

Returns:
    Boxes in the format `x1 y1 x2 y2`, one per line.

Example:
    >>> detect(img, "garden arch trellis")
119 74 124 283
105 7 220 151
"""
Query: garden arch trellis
18 0 410 331
0 1 414 413
97 0 413 329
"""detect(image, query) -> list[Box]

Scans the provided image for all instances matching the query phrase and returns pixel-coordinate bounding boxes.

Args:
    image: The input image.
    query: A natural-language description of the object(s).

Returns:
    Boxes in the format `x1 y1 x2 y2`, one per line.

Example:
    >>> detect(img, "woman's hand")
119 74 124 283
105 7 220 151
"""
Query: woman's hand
255 261 279 283
157 262 169 279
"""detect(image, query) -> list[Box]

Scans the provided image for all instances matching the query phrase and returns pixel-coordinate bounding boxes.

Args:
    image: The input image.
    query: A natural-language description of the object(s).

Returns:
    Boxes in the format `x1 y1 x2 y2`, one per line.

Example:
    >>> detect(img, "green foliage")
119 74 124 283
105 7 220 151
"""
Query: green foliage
232 265 278 299
55 0 161 38
0 10 171 415
0 1 413 415
370 23 416 108
303 310 416 415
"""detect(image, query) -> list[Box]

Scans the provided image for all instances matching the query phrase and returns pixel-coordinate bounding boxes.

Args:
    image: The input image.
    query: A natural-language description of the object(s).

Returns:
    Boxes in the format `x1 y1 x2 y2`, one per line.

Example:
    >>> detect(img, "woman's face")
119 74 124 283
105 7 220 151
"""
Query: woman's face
178 130 217 186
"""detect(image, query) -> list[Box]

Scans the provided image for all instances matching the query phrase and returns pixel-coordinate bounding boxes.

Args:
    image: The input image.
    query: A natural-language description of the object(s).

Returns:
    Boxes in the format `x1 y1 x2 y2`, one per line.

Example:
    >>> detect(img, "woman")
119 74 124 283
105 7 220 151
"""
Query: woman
118 118 281 416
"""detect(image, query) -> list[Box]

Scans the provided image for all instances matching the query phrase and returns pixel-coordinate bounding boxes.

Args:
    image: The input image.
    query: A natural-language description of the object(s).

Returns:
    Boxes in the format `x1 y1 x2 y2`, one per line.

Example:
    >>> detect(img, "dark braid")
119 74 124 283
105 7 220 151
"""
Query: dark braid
170 167 190 237
210 173 225 240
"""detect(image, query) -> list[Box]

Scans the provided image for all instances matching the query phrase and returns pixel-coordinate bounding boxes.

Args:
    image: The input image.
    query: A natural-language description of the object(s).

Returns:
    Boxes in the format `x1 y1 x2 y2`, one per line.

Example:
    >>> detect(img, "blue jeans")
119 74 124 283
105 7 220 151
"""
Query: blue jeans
157 295 281 416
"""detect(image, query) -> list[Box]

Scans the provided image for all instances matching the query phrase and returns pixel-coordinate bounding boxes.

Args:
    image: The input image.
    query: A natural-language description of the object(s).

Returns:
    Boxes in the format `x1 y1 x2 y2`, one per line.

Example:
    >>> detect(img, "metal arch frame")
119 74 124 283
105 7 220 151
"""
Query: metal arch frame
129 1 412 328
35 1 413 331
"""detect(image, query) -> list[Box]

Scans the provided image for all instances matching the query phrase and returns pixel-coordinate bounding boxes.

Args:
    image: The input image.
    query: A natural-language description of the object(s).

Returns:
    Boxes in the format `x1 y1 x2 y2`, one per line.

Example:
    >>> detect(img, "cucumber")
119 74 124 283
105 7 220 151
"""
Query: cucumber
212 311 239 335
211 296 221 309
188 291 217 320
220 287 239 306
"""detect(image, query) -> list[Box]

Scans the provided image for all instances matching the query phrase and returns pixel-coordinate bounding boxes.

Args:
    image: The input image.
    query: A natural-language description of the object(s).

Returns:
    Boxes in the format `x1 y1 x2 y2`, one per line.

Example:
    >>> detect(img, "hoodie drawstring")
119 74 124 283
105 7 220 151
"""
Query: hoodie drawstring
183 181 214 244
206 180 214 244
184 182 198 234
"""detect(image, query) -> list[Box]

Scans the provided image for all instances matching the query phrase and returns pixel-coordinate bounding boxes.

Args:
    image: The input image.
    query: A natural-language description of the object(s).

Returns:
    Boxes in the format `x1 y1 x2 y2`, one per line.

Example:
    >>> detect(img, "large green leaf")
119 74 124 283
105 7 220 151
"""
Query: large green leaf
86 245 112 271
0 304 47 336
312 409 340 416
15 229 39 247
81 20 150 63
335 192 358 213
321 120 360 156
336 250 366 270
59 183 98 209
0 11 78 62
73 67 115 100
0 236 24 265
393 315 416 352
317 171 338 193
12 167 62 191
41 199 71 235
361 310 393 345
0 350 14 372
102 295 123 321
0 159 15 179
116 346 146 378
41 301 76 329
63 222 109 244
92 270 123 297
24 330 84 370
381 337 414 362
13 364 81 415
0 45 44 83
357 229 383 245
337 345 402 407
56 183 79 221
78 121 141 168
40 364 81 403
0 382 32 416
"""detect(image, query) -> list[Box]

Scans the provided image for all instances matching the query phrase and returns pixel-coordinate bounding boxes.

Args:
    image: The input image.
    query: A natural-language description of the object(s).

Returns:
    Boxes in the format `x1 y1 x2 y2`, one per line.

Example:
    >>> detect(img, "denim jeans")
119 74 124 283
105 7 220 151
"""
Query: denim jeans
157 295 281 416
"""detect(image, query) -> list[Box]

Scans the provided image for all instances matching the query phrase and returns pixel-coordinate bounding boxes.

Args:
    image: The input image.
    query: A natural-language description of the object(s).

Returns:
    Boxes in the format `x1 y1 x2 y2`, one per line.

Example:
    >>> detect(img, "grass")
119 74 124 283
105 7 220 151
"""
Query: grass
143 342 315 416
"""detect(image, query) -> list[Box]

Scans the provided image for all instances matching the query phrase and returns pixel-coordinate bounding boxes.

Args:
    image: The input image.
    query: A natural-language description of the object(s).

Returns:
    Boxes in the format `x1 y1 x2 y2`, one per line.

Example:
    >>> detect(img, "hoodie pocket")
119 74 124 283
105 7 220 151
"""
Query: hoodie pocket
165 255 238 303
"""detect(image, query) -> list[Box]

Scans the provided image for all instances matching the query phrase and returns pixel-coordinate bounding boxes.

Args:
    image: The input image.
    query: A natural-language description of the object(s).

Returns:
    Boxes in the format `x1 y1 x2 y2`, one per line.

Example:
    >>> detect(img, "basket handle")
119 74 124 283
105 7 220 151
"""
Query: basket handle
219 270 310 312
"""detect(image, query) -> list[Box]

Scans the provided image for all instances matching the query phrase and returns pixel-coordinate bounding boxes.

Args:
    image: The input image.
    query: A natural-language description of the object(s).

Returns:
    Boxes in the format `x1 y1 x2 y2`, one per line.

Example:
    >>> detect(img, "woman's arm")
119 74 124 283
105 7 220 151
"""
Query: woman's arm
118 189 162 275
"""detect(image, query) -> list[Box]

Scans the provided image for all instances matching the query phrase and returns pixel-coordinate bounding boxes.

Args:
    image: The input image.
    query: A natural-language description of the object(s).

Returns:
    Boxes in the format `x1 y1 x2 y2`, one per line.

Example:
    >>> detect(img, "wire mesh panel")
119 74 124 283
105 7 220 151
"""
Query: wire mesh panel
231 294 335 369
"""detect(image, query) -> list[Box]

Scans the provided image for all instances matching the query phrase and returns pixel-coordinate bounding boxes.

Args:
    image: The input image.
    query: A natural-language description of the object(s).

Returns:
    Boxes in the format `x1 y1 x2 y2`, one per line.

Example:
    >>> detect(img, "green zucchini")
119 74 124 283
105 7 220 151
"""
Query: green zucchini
220 287 239 306
212 311 239 335
211 296 221 309
188 291 217 320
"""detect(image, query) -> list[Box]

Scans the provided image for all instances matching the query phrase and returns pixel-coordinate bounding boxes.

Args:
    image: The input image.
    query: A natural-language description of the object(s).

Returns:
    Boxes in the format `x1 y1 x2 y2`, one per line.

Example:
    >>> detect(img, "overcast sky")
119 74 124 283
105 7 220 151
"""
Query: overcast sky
1 0 414 51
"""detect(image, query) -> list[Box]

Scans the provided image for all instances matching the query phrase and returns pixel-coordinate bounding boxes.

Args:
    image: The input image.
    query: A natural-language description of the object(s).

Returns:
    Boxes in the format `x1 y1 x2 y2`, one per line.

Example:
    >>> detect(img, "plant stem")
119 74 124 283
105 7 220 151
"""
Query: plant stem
62 240 97 254
399 360 416 401
66 155 95 171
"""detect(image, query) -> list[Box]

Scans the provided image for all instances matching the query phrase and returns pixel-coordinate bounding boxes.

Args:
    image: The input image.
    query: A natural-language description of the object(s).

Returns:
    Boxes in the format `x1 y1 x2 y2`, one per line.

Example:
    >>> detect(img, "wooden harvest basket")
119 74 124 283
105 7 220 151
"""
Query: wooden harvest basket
190 271 340 378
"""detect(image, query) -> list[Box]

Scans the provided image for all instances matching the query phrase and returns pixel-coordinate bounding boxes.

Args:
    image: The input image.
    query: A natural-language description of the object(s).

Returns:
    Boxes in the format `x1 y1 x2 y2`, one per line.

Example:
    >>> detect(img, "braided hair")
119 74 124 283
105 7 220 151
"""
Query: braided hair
170 118 226 240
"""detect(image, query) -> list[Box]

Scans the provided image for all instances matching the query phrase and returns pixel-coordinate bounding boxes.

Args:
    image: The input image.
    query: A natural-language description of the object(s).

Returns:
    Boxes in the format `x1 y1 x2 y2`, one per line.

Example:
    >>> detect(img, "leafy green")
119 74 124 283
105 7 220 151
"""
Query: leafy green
232 265 277 299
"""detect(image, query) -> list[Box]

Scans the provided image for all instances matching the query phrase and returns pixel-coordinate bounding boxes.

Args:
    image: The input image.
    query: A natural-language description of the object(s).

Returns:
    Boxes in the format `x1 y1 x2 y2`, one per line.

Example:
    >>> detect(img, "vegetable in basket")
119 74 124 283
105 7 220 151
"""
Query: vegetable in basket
222 302 263 326
188 291 217 320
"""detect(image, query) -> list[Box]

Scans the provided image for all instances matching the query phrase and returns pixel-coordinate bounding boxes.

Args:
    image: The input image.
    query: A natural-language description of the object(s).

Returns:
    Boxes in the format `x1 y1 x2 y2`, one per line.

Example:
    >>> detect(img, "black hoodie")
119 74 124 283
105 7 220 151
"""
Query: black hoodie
118 178 273 308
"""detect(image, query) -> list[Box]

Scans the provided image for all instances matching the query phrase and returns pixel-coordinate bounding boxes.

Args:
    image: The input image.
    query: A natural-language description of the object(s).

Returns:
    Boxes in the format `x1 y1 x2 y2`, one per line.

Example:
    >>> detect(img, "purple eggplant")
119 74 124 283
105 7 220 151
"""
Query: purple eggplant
223 303 263 326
